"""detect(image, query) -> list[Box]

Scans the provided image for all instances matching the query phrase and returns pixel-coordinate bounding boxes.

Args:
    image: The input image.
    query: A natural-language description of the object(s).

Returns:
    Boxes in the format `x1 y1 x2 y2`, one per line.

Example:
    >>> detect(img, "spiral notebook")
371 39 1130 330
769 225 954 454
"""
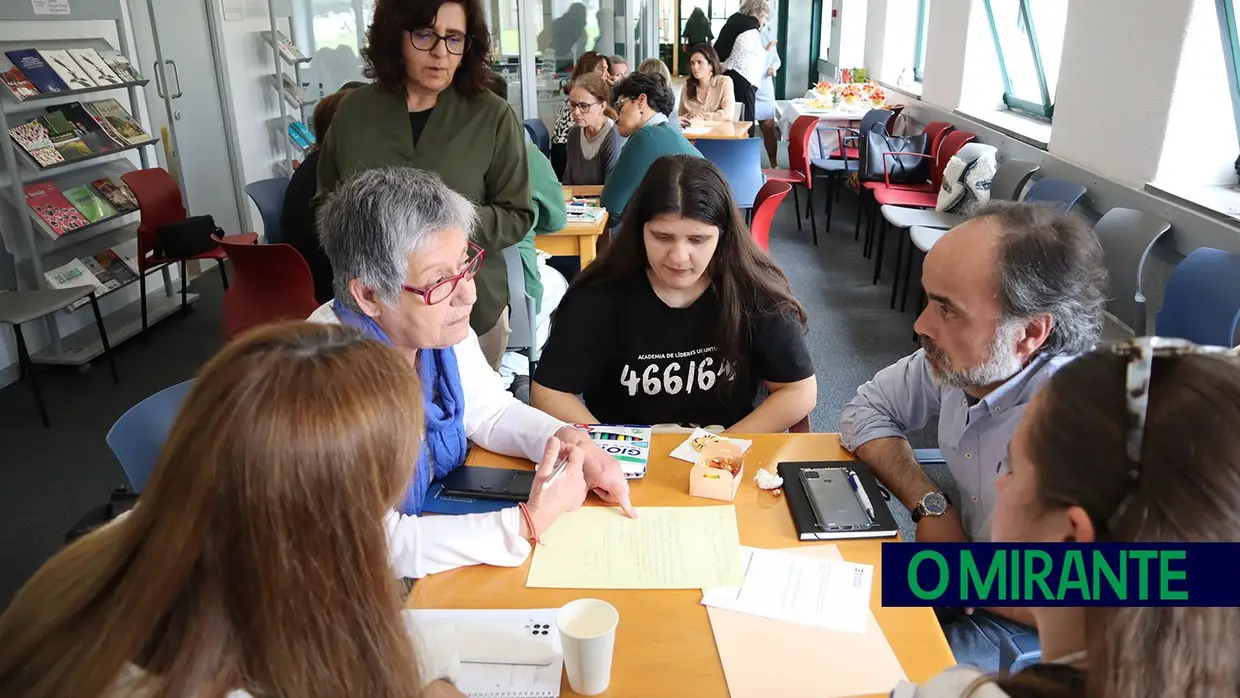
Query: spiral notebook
404 608 562 698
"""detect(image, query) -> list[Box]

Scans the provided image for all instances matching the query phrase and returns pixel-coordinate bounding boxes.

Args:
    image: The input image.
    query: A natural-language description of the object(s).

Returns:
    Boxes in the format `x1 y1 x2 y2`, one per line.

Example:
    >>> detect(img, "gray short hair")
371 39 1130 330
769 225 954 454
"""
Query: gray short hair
739 0 770 21
317 167 478 311
975 200 1109 355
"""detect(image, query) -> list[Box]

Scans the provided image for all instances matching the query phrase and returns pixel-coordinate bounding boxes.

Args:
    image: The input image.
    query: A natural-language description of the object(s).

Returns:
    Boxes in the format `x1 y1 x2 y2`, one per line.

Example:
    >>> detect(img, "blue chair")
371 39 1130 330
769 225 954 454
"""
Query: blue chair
106 380 194 491
1155 247 1240 346
524 118 551 155
1021 177 1087 210
692 137 765 209
245 177 290 245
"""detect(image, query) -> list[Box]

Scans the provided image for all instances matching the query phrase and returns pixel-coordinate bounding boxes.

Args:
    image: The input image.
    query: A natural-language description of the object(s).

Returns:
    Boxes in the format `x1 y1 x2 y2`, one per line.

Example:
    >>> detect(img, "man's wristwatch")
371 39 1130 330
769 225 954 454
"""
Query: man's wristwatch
911 491 951 523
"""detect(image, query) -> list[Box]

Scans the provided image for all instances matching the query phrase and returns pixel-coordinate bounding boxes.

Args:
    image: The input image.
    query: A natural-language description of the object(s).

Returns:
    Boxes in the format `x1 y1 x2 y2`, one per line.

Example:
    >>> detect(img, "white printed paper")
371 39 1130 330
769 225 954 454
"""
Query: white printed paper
669 428 753 463
31 0 70 14
701 546 873 634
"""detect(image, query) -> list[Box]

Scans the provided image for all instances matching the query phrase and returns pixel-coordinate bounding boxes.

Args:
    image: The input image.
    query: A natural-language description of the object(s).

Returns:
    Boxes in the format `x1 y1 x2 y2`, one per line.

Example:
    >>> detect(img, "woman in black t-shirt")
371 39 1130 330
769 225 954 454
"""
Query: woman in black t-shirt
532 155 816 431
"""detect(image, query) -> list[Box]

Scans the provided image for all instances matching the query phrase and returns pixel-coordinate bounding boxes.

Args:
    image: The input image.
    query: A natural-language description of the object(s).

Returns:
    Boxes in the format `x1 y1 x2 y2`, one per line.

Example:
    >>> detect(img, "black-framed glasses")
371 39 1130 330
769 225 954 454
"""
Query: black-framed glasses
408 28 472 55
402 242 484 305
1099 337 1240 528
570 100 601 113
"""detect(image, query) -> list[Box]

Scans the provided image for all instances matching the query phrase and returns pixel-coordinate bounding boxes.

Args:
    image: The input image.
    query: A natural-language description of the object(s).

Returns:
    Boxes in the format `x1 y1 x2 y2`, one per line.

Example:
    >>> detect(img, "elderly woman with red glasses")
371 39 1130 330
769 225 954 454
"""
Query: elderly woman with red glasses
310 167 634 579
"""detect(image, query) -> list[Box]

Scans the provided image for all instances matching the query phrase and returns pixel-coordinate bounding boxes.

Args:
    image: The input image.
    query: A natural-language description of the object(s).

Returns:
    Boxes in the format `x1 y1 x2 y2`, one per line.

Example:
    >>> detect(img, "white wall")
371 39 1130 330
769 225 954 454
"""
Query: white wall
1050 0 1194 188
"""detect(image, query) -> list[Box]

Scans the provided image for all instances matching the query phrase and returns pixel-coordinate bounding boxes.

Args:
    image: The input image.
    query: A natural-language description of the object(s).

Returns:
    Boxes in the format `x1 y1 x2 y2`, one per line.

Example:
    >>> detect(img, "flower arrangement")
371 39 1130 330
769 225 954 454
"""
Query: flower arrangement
839 83 863 102
814 80 833 95
860 81 885 106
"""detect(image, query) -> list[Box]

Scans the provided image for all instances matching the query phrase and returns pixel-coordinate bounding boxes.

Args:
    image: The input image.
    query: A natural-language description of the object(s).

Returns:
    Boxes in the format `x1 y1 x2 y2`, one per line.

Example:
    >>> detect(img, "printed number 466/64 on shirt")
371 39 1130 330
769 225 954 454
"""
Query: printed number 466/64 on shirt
620 359 718 397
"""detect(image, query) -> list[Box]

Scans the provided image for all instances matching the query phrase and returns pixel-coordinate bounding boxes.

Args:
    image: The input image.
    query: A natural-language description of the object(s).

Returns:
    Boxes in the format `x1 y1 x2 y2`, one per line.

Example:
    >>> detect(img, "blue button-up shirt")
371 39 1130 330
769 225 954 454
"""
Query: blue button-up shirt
839 350 1070 542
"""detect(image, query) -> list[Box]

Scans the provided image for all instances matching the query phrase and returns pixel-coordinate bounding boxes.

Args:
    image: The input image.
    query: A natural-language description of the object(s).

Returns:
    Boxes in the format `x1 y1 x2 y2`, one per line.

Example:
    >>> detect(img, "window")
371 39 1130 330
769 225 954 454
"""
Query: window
818 0 831 61
913 0 929 81
1218 0 1240 142
981 0 1068 120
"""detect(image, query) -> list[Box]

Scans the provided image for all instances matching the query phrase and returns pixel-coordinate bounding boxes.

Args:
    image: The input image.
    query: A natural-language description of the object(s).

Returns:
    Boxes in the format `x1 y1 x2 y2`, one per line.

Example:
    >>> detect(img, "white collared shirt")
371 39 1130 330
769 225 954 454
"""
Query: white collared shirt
308 301 567 578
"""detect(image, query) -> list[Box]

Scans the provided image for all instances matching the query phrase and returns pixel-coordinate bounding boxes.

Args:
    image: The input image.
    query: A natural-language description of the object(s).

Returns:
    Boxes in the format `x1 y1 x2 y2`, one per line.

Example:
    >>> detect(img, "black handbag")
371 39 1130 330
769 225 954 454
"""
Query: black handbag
860 131 931 184
154 214 222 258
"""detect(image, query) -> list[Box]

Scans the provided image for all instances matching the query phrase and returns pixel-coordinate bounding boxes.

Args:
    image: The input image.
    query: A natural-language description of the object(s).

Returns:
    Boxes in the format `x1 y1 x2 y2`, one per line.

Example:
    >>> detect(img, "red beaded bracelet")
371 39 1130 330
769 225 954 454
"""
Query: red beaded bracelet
518 502 540 546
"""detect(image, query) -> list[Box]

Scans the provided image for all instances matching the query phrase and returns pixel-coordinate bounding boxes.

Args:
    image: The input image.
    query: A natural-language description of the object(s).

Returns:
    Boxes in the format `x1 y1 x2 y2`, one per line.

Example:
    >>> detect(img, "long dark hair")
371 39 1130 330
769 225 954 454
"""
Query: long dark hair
363 0 493 96
573 155 806 389
982 349 1240 698
685 44 723 101
563 51 610 95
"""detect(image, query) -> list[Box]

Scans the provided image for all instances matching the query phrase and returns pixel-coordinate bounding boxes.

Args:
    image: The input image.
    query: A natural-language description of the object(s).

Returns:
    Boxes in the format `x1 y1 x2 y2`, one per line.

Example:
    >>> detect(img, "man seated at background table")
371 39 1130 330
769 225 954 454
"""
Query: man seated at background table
839 201 1108 672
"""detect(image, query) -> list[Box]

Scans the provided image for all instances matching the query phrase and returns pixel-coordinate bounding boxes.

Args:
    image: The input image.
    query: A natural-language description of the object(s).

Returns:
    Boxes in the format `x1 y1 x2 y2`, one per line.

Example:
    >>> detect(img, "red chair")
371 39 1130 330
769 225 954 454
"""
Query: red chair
761 115 820 245
214 236 321 340
855 121 954 248
120 168 256 333
749 180 792 251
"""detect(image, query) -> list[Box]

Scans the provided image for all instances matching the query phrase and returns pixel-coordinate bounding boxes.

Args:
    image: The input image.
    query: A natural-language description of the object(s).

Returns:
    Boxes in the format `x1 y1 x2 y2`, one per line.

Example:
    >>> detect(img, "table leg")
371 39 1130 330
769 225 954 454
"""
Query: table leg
579 235 598 267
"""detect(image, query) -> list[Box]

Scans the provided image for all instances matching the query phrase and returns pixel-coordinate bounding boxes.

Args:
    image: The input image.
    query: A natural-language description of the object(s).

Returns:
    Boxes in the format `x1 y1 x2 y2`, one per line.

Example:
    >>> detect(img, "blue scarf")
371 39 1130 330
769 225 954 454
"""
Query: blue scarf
333 299 468 515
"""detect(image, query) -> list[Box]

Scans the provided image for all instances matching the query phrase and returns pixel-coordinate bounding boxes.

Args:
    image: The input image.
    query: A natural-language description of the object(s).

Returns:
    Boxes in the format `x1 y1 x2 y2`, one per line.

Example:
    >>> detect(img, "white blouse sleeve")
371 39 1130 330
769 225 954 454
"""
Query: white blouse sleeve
723 29 767 88
456 328 566 463
385 506 532 579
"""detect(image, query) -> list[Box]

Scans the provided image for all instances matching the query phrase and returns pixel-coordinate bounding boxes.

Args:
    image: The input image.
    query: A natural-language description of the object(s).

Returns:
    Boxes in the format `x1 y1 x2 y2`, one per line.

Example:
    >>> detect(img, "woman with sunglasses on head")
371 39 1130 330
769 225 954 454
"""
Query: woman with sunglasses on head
534 155 816 433
0 321 482 698
315 0 531 371
893 337 1240 698
600 73 702 218
309 167 635 575
562 72 622 186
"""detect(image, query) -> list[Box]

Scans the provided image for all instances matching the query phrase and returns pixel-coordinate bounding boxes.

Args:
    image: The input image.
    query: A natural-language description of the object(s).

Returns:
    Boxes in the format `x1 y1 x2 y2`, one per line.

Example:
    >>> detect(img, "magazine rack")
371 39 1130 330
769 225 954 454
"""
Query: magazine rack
0 0 173 365
266 0 314 177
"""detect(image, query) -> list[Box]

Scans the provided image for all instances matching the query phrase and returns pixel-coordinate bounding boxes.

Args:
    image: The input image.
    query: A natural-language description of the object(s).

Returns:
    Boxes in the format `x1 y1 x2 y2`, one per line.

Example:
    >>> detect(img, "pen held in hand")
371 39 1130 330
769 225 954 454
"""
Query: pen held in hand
542 456 571 490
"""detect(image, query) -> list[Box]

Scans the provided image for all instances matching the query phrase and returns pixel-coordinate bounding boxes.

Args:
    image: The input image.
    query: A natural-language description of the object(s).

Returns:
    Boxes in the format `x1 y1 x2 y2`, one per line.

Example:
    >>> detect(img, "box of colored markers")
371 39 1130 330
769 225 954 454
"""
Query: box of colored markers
572 424 652 479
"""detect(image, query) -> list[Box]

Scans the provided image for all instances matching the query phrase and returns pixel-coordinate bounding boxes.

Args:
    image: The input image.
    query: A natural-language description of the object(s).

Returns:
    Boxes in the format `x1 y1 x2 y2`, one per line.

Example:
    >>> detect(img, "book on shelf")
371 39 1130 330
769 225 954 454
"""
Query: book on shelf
63 184 118 223
268 31 308 63
292 120 315 146
287 121 311 150
81 255 122 293
42 110 92 162
91 176 139 213
1 62 38 100
111 237 141 275
8 118 64 167
279 73 310 105
50 102 123 154
67 48 123 87
87 98 149 146
41 49 97 90
24 182 89 238
92 249 138 286
96 48 144 83
43 258 104 310
4 49 68 94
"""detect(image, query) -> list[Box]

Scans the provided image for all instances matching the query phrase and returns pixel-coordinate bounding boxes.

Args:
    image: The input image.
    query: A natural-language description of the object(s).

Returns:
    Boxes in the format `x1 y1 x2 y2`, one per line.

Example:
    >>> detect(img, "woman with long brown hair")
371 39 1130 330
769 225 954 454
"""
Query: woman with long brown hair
893 338 1240 698
533 155 817 432
678 44 735 124
0 322 575 698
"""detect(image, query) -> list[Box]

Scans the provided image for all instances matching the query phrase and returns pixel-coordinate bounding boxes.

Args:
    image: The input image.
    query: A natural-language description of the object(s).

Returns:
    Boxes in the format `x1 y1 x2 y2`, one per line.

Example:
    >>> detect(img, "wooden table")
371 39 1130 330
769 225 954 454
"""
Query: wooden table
683 120 754 140
537 185 609 266
408 433 955 697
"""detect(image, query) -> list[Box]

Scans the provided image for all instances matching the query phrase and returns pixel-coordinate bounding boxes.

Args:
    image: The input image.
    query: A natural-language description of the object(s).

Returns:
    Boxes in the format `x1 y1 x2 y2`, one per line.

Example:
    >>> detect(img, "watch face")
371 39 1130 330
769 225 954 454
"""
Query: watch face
923 492 948 515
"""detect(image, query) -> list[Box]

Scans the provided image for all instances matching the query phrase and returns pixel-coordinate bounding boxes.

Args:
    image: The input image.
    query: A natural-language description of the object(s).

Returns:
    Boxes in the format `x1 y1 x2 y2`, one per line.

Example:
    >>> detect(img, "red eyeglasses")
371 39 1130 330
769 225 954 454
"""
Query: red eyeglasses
401 242 484 305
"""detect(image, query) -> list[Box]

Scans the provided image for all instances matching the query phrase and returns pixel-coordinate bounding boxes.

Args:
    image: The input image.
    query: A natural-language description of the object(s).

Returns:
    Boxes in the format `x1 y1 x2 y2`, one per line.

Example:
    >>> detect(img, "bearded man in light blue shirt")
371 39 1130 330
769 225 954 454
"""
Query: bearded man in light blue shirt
840 200 1108 672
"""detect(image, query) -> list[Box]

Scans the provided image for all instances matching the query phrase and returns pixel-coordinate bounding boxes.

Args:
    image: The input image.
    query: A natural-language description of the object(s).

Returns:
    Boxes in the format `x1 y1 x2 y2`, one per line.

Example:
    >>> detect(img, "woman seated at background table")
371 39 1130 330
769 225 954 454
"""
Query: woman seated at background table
893 338 1240 698
600 73 702 218
550 51 612 178
562 72 623 186
0 322 492 698
678 44 735 125
533 155 816 432
310 167 636 555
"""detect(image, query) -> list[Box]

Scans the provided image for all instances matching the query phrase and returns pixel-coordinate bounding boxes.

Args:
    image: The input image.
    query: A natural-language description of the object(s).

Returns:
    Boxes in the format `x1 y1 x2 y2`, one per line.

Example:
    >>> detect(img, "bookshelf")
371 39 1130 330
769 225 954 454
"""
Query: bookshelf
267 0 314 176
0 2 184 366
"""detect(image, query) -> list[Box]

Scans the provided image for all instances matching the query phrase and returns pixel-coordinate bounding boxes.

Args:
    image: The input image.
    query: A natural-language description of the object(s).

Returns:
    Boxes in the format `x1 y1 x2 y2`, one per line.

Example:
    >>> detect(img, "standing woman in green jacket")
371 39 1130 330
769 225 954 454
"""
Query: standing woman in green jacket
316 0 533 370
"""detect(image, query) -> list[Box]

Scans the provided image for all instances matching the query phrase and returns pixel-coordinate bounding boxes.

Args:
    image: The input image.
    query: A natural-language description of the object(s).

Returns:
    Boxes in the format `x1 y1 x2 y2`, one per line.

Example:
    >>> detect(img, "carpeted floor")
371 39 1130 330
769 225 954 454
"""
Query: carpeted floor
0 188 943 608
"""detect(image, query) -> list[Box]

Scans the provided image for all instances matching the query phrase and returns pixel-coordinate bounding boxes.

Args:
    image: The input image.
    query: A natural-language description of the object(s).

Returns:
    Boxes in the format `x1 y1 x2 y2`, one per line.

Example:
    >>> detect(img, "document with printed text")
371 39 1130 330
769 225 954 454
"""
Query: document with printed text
526 506 744 589
701 546 874 634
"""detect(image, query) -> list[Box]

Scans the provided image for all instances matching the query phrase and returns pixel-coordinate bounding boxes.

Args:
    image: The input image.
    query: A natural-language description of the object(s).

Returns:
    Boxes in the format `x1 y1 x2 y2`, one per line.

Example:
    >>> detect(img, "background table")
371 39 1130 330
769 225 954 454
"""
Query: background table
683 120 754 140
539 186 609 267
409 433 955 697
778 100 868 159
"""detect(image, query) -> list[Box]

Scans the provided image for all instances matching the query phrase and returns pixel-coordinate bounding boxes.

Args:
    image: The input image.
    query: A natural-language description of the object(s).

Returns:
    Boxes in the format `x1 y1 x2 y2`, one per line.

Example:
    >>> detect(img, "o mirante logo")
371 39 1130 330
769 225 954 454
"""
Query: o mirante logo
881 543 1240 607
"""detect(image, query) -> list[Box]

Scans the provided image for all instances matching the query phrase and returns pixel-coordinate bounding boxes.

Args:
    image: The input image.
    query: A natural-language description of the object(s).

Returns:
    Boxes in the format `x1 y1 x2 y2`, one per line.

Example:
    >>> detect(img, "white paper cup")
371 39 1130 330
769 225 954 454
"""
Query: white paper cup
556 598 619 695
